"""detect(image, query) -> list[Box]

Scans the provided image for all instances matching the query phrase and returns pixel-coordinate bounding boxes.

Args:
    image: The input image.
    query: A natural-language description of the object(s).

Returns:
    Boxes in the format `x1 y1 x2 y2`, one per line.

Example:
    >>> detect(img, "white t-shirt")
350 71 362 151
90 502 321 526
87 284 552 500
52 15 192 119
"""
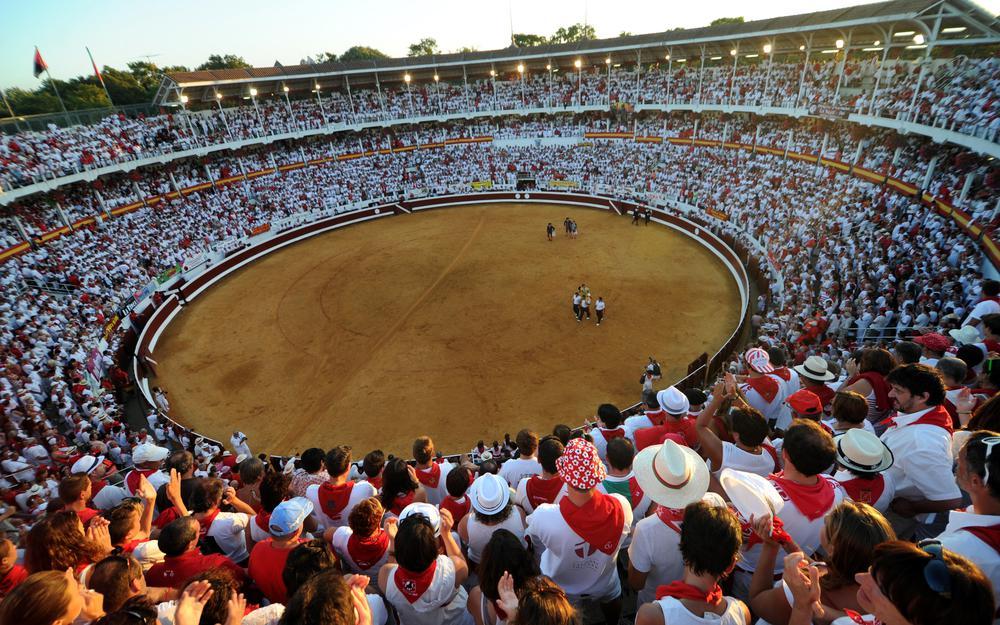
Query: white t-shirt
589 427 627 463
711 442 776 477
880 408 961 523
305 480 378 530
205 511 251 563
628 507 685 606
384 556 471 625
415 462 455 507
654 595 748 625
936 506 1000 610
525 493 632 595
964 299 1000 335
331 526 389 580
514 475 567 514
499 456 542 488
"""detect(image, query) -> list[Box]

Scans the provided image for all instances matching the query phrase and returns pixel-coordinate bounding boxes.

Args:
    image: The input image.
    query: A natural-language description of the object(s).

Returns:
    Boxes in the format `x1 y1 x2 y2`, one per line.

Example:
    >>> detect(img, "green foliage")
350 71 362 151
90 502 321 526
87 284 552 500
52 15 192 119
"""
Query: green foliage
454 46 479 53
512 33 548 48
407 38 440 57
339 46 389 61
550 23 596 44
64 83 110 109
710 16 745 26
196 54 252 71
619 31 634 38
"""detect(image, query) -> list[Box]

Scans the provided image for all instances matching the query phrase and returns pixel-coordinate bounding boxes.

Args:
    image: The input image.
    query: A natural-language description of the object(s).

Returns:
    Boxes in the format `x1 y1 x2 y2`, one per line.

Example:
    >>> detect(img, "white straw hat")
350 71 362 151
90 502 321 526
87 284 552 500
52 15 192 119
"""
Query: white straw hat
470 473 511 515
633 439 709 509
834 429 894 473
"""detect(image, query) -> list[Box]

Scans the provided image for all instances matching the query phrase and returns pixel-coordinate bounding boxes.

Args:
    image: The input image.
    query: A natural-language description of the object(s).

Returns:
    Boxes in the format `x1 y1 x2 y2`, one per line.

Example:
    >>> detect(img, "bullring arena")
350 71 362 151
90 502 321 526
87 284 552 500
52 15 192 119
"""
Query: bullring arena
151 202 742 455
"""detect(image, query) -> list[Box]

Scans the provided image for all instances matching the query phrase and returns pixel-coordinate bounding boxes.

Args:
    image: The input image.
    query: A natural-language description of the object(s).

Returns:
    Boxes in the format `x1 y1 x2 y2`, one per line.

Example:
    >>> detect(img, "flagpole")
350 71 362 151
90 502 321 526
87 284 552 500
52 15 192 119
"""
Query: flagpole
36 47 71 124
0 87 15 119
86 46 114 107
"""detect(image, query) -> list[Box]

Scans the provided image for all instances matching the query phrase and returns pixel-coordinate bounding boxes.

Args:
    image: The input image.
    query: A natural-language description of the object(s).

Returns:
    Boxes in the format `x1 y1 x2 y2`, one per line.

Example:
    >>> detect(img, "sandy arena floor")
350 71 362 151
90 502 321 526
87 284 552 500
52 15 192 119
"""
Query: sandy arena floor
152 203 741 457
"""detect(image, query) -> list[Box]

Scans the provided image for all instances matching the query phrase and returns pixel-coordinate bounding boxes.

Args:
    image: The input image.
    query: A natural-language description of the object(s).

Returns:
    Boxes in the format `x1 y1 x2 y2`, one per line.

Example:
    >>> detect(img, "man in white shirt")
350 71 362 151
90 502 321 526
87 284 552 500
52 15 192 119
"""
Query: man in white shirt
962 279 1000 338
526 438 632 625
936 430 1000 609
740 347 787 429
499 429 542 487
411 436 454 506
306 446 377 530
882 364 964 539
230 431 251 458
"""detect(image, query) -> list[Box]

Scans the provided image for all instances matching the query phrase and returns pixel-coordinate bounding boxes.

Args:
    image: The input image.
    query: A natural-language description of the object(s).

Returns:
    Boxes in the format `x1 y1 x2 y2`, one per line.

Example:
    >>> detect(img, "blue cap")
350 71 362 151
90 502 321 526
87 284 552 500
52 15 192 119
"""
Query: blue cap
268 497 314 537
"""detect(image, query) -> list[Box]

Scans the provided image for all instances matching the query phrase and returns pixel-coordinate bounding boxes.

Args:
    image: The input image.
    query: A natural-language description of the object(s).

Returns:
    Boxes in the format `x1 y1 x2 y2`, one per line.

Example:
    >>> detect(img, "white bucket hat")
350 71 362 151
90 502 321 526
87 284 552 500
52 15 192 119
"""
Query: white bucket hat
657 387 690 416
834 429 894 473
719 469 784 523
793 355 837 382
633 439 709 509
949 325 981 346
470 473 510 515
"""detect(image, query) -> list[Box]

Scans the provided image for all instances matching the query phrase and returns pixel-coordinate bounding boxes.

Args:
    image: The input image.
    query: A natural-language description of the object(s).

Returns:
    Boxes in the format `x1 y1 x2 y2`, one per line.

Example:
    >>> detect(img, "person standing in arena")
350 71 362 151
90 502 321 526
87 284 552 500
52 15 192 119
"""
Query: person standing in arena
546 222 556 241
578 294 591 323
572 290 582 320
563 216 572 234
595 297 606 326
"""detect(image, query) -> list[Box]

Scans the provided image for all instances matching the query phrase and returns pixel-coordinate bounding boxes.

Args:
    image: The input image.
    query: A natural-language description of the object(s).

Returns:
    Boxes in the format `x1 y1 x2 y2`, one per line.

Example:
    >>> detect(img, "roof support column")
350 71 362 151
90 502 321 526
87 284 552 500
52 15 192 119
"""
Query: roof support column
374 73 386 121
728 42 740 105
666 48 673 105
796 35 813 108
867 27 894 116
696 45 706 105
834 31 854 101
462 65 471 112
313 86 328 126
762 40 776 107
345 75 356 117
907 16 942 123
635 49 642 105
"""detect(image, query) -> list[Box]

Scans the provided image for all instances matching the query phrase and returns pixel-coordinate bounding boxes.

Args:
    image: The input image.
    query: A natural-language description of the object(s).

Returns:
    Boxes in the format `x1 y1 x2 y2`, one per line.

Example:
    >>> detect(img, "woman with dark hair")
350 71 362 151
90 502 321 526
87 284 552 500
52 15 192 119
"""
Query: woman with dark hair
92 596 158 625
750 500 895 624
279 569 371 625
282 539 339 599
968 392 1000 431
378 458 426 521
783 541 995 625
467 529 539 625
378 508 468 625
0 569 104 625
24 510 111 574
249 470 292 544
839 348 896 433
498 575 579 625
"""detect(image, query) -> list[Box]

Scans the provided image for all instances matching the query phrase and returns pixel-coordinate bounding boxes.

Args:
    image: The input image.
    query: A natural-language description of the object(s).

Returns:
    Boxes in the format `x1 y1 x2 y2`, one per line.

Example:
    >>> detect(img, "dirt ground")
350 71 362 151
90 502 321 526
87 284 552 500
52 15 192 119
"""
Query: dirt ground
152 203 741 457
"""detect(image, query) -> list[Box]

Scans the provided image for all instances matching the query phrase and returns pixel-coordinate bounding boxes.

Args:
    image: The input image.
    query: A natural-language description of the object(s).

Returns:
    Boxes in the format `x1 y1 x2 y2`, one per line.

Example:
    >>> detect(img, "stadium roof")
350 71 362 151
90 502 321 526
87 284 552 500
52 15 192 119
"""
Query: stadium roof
155 0 1000 104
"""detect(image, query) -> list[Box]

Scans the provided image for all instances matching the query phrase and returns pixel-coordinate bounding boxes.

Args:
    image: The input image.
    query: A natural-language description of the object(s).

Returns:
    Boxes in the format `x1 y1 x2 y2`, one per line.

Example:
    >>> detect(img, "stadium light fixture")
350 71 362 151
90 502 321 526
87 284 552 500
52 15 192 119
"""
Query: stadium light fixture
490 69 496 76
517 63 524 73
545 63 551 70
763 44 772 54
675 58 686 62
404 73 411 83
215 93 222 100
873 40 881 46
315 84 321 91
862 47 884 52
574 59 582 68
799 45 805 51
942 26 966 33
821 49 838 54
664 54 670 61
730 49 736 56
835 39 844 49
710 56 722 60
283 86 289 93
893 31 915 37
605 57 611 64
913 34 925 44
433 73 439 81
745 54 759 58
180 95 189 104
906 44 928 49
249 88 258 96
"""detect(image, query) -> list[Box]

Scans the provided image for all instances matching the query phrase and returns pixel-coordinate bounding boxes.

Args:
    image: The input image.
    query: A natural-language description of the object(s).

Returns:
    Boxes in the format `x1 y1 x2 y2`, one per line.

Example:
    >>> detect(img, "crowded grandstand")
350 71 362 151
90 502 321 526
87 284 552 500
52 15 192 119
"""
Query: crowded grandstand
2 0 1000 623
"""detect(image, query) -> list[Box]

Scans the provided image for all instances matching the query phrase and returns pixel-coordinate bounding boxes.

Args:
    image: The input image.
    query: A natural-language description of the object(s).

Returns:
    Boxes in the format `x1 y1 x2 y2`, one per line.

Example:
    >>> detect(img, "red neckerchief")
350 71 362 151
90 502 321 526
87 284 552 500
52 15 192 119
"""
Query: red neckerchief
811 385 836 410
645 409 668 426
367 476 383 490
415 463 441 489
843 609 881 625
771 367 792 382
746 376 780 403
254 512 271 533
440 495 471 525
881 404 954 434
982 296 1000 305
960 524 1000 554
769 472 835 521
762 444 780 471
848 372 891 412
599 427 626 440
525 475 564 509
197 509 220 542
391 491 415 515
741 513 792 547
559 491 625 556
125 469 157 495
838 475 886 506
627 476 645 509
347 530 389 570
655 505 684 533
655 581 723 606
317 482 355 521
985 340 1000 354
393 559 437 603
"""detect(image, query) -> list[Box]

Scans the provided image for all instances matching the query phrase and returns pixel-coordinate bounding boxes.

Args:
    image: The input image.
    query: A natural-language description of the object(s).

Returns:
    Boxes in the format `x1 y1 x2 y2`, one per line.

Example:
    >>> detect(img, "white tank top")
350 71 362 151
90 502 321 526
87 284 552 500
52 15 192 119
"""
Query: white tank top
466 511 527 564
655 595 747 625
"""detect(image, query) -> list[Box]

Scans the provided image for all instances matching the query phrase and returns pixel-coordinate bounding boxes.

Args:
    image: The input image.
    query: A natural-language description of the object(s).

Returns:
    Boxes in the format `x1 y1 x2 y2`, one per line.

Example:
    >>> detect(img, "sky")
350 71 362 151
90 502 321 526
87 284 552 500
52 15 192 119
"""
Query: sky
2 0 998 91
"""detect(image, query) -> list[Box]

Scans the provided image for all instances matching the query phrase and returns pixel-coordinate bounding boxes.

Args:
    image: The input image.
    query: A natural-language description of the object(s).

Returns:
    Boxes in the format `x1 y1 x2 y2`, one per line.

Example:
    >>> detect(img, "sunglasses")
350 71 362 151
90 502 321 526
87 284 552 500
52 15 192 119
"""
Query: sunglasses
917 540 952 598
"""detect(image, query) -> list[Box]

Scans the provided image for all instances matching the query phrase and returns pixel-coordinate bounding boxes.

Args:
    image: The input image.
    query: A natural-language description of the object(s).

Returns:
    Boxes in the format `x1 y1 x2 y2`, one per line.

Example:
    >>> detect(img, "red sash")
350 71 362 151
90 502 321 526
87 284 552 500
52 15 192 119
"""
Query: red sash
440 495 472 525
655 505 684 533
881 405 954 434
811 385 836 411
393 560 437 604
525 475 564 509
391 491 415 516
559 492 625 556
254 512 271 534
961 524 1000 554
746 376 780 403
770 473 835 521
848 372 891 412
627 476 645 509
742 513 792 547
347 530 390 570
125 469 157 495
843 609 882 625
599 427 626 441
645 410 668 427
197 509 220 542
655 581 723 606
415 463 441 489
837 475 886 506
317 482 354 521
771 367 792 382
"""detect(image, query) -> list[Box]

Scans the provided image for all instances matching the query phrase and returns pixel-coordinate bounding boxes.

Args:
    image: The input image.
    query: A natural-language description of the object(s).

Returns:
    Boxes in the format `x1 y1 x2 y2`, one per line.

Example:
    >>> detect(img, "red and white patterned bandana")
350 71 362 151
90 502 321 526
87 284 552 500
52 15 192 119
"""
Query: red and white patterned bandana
557 438 606 490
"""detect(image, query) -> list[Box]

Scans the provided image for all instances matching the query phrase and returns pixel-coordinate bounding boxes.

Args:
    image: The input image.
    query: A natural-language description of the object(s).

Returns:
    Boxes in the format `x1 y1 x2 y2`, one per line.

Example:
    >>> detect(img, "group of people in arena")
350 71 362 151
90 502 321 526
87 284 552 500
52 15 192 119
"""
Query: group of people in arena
1 54 997 191
0 36 999 625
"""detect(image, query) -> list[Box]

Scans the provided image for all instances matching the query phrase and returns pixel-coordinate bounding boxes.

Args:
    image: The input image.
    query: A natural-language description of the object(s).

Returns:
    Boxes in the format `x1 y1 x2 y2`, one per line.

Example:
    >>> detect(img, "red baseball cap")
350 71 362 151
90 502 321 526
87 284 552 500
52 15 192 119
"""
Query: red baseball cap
786 389 823 417
912 332 951 353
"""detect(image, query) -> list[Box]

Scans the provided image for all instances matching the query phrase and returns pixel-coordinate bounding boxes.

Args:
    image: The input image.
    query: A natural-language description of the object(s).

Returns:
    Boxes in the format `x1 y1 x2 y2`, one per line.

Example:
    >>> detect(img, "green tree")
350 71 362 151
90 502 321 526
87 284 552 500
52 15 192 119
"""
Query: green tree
454 46 478 53
710 16 745 26
512 33 548 47
196 54 252 71
126 61 163 91
64 83 110 109
339 45 389 61
549 23 596 44
316 52 338 63
407 37 440 57
619 31 633 38
101 66 152 104
5 87 61 115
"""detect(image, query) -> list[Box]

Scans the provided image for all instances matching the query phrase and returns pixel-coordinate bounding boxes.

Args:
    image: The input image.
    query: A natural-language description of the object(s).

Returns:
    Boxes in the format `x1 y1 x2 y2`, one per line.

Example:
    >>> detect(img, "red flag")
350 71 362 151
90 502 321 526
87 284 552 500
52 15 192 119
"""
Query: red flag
87 47 106 89
33 47 47 78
